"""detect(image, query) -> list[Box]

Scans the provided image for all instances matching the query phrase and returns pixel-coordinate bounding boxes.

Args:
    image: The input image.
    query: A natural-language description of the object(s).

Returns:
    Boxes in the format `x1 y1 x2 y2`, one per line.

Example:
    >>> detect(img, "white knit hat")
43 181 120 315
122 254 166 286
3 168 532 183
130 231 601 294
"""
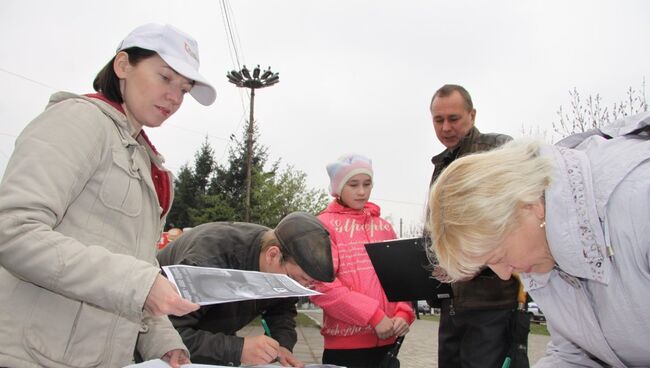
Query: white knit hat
117 23 216 106
326 154 373 197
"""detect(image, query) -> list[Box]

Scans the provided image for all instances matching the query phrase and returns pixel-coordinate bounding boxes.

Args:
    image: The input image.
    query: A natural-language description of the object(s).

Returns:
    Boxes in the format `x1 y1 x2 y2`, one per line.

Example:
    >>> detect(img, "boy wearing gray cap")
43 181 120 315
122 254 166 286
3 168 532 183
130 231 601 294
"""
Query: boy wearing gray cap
157 212 334 367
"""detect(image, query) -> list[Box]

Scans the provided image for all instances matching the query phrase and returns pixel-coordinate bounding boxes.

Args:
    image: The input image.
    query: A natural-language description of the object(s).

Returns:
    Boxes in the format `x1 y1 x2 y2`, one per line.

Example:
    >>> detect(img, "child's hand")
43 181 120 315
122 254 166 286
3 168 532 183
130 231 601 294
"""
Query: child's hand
374 316 394 339
391 317 410 336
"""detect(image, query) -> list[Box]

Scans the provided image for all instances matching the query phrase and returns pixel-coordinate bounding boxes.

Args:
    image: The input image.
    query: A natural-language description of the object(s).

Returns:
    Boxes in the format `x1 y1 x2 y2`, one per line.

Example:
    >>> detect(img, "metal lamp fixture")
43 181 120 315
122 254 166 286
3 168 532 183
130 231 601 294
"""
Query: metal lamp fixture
226 65 279 222
227 65 279 89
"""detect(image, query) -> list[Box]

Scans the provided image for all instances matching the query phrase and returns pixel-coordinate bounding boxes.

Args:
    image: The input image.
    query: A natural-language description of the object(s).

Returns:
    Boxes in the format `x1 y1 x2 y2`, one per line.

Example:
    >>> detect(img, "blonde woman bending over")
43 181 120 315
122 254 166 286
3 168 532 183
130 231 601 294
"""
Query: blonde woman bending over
427 113 650 367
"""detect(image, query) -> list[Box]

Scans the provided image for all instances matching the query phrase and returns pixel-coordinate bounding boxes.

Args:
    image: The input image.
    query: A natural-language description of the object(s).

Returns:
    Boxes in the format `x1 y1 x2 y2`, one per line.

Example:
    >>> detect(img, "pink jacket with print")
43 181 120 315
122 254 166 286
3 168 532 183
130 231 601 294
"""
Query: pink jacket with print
311 200 415 350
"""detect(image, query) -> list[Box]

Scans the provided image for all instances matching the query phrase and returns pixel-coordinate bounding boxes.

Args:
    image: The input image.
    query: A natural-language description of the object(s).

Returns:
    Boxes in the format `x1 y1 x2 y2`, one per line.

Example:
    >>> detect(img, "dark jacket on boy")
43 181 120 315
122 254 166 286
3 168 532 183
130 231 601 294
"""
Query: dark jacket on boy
157 222 298 366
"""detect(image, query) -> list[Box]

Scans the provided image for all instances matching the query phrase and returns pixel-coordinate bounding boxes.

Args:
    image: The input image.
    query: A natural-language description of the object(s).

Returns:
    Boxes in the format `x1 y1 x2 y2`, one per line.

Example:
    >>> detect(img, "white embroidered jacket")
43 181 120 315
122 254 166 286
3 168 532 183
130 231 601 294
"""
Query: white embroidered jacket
522 113 650 367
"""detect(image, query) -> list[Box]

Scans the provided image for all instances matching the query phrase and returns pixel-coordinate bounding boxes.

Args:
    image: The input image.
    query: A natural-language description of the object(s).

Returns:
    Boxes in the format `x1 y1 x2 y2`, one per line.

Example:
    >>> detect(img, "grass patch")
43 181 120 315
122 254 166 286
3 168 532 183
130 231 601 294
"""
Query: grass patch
248 313 320 329
418 314 549 335
256 311 549 335
296 312 320 328
529 322 550 336
419 314 441 322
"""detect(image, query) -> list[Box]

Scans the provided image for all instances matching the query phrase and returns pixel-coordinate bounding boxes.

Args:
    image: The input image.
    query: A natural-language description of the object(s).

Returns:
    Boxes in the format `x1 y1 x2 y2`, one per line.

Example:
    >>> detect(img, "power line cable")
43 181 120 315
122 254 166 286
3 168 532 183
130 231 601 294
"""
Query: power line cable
225 0 246 68
373 197 425 207
219 0 237 69
164 123 229 141
0 66 231 145
218 0 253 163
0 70 51 163
0 67 58 91
220 0 250 113
217 110 247 163
220 0 243 70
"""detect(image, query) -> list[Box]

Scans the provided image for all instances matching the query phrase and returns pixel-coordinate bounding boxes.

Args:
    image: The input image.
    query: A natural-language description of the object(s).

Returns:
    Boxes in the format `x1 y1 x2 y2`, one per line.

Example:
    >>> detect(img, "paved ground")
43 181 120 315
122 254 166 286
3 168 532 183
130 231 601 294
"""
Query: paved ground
237 308 551 367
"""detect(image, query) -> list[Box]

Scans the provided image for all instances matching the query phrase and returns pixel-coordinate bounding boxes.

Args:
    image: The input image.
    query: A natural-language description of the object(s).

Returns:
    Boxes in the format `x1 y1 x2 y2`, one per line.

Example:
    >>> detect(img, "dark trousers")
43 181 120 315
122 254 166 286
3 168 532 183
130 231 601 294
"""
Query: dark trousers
439 299 512 368
323 345 392 368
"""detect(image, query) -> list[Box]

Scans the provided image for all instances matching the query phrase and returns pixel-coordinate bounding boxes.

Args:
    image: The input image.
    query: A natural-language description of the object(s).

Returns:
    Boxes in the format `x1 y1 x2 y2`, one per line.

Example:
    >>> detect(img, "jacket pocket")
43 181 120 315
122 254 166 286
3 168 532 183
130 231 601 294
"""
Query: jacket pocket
24 292 116 367
99 147 143 217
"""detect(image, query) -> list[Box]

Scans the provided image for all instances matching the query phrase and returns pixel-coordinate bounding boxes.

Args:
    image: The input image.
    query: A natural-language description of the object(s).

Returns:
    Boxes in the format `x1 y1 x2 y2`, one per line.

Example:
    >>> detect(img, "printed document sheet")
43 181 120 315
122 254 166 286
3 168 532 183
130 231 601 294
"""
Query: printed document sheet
162 265 320 305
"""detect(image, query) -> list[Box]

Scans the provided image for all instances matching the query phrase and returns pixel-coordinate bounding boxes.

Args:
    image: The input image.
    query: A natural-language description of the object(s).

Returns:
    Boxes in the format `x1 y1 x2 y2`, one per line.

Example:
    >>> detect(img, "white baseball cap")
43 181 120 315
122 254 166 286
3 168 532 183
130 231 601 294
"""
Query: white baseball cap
117 23 217 106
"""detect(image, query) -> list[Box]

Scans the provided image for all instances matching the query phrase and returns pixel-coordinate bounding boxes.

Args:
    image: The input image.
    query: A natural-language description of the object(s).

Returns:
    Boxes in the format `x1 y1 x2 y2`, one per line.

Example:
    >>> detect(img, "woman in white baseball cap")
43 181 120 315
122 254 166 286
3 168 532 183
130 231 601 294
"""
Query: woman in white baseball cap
96 23 217 108
0 24 215 368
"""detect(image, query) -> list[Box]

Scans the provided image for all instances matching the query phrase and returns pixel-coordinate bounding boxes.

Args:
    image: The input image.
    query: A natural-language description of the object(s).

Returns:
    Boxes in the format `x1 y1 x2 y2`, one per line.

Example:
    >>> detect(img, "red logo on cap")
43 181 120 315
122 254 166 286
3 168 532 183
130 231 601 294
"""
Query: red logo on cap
184 42 199 63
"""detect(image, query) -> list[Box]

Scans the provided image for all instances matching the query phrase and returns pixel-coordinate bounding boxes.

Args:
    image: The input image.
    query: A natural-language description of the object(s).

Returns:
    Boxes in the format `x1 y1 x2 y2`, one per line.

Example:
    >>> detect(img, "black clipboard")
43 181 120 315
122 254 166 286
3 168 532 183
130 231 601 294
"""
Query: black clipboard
365 237 452 302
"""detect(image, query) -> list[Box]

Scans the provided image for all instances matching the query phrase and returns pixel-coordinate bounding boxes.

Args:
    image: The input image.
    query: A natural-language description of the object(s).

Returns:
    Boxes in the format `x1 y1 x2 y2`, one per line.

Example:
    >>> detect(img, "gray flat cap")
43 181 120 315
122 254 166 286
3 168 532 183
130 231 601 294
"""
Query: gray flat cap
275 212 334 282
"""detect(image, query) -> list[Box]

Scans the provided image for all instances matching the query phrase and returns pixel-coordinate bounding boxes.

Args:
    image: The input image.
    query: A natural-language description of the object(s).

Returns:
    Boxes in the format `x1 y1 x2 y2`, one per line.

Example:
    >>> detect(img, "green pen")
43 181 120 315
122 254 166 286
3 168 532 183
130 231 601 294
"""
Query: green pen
501 356 511 368
261 318 280 364
261 318 272 337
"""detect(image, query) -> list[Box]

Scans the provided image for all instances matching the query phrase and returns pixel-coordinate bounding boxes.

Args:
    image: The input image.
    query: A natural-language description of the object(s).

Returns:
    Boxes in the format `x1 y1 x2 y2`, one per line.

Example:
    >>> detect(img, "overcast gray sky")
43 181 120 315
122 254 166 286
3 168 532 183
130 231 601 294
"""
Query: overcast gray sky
1 1 648 232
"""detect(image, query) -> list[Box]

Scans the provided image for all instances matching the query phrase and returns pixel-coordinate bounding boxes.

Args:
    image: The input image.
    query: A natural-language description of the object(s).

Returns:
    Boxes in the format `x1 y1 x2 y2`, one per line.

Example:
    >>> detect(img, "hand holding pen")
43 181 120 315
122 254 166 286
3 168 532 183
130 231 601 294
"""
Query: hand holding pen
240 319 279 365
259 318 305 367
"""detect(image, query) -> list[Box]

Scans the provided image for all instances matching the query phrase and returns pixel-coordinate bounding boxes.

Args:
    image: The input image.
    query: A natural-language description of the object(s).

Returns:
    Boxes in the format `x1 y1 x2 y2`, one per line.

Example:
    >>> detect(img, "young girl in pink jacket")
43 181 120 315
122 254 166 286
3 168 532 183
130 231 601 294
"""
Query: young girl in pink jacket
311 154 415 368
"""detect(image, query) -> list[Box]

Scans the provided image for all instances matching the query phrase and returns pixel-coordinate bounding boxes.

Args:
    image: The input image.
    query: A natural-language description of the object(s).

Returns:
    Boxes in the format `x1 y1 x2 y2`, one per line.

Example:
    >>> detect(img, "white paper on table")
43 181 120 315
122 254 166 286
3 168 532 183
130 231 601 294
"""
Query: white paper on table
123 359 227 367
124 359 345 367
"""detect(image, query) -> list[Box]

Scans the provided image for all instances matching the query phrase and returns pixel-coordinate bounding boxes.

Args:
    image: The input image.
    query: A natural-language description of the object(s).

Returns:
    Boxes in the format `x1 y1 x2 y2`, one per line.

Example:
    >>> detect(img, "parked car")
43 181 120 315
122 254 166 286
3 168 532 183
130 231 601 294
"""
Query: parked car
417 300 431 314
527 302 546 323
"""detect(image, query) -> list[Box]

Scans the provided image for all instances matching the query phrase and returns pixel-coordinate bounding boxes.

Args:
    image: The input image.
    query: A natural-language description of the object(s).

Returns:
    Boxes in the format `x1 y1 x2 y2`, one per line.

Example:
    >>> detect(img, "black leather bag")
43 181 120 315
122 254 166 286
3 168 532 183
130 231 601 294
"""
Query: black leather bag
377 336 404 368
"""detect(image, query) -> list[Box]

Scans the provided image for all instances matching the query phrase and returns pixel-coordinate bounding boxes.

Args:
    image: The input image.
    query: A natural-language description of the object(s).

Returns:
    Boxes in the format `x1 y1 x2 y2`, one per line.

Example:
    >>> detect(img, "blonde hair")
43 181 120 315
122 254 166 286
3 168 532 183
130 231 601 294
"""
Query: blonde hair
261 230 280 250
261 230 289 264
426 140 554 281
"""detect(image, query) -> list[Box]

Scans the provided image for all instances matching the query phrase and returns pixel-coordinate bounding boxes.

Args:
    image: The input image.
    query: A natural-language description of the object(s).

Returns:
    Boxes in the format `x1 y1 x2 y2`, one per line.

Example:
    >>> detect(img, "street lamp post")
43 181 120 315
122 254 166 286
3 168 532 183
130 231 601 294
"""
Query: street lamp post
227 65 279 222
